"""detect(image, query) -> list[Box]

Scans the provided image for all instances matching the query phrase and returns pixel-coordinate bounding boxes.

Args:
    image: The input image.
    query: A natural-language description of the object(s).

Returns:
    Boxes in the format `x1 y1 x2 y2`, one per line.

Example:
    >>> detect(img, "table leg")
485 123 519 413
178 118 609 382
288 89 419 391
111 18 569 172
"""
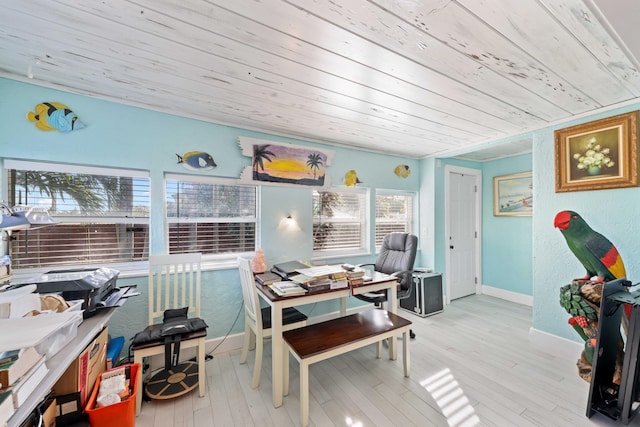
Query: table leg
389 287 398 360
271 304 284 407
340 296 347 316
403 329 410 377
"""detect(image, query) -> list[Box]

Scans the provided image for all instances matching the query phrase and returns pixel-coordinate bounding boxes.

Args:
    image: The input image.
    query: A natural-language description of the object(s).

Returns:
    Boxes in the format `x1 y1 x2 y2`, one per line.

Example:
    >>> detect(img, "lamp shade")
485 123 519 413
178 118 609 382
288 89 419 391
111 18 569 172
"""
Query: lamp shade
0 204 57 231
0 211 30 231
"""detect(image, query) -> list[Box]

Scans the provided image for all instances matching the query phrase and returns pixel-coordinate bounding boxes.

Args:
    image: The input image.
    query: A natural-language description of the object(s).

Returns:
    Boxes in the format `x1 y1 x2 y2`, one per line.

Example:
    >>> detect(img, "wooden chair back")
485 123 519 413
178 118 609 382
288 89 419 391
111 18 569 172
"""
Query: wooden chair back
238 257 262 330
147 253 202 326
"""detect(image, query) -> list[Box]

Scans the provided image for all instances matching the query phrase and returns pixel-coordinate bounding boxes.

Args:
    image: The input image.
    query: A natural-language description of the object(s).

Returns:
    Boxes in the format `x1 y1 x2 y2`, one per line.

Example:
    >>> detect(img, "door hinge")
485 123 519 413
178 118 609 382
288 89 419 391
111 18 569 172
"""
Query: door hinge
474 185 478 192
474 231 477 238
474 277 478 284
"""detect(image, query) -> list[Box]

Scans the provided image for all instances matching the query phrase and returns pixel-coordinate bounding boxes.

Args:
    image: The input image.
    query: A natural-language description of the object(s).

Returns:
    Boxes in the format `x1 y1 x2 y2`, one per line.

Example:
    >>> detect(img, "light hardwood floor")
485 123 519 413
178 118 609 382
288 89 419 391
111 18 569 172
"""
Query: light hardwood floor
135 295 639 426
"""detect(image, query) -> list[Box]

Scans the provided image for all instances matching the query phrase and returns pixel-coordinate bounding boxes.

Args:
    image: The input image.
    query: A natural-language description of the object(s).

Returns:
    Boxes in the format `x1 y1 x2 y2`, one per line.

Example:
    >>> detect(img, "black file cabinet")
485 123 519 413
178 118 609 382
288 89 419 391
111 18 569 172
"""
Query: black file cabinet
400 271 443 317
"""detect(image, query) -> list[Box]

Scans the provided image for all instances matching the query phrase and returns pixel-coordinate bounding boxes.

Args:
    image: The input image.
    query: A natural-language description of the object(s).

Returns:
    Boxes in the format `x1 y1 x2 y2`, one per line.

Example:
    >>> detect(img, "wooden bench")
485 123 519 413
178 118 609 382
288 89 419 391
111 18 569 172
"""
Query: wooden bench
283 309 412 427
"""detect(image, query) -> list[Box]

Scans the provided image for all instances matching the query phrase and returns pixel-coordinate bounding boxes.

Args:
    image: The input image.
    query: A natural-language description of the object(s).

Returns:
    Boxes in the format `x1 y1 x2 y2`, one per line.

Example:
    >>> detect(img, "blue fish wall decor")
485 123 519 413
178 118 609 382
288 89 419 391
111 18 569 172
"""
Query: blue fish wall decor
176 151 217 171
26 102 85 132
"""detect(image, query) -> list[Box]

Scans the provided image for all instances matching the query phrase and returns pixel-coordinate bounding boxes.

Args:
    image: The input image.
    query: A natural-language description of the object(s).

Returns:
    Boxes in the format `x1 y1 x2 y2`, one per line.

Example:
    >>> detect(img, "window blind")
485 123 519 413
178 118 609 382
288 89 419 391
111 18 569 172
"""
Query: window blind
375 193 414 247
312 189 367 252
166 178 257 255
7 165 150 268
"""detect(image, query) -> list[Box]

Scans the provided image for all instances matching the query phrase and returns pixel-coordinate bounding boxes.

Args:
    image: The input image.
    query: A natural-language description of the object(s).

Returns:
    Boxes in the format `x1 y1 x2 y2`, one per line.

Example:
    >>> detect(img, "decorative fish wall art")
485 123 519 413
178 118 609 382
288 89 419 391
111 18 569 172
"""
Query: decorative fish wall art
176 151 217 171
344 169 362 187
394 164 411 178
26 102 85 132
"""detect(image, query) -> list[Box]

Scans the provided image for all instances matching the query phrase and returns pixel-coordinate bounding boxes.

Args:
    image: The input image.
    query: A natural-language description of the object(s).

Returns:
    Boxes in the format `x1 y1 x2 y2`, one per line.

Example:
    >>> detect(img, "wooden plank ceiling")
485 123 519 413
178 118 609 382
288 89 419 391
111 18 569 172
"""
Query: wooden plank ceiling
1 0 639 159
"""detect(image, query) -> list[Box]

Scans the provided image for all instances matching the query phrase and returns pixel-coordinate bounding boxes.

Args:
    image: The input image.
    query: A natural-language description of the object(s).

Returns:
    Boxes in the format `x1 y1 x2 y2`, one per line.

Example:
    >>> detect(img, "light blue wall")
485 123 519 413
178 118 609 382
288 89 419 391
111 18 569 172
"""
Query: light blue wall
481 154 533 295
417 157 436 270
0 78 421 344
533 103 640 341
5 77 640 347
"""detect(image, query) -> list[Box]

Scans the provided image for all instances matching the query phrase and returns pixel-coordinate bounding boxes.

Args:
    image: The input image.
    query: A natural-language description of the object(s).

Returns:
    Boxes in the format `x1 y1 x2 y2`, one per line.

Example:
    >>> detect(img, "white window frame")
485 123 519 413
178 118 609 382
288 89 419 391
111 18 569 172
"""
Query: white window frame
4 159 150 274
312 187 370 260
374 189 417 251
164 173 260 266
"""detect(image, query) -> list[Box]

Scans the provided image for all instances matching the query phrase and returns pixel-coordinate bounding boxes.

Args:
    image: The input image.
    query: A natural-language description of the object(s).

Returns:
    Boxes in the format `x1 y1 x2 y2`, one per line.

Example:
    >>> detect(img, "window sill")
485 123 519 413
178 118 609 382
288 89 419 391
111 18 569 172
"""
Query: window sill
11 257 241 282
312 249 372 263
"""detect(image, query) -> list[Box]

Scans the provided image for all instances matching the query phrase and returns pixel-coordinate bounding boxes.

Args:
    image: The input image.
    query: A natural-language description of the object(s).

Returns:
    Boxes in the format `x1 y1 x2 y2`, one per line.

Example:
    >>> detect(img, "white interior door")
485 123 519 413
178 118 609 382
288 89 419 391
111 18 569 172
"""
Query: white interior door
446 167 480 301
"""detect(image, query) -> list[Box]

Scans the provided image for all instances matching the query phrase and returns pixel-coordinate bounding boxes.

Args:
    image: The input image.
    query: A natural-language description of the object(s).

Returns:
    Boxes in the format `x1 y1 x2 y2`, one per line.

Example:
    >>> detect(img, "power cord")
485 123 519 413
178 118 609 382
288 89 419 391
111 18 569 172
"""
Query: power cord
205 298 243 358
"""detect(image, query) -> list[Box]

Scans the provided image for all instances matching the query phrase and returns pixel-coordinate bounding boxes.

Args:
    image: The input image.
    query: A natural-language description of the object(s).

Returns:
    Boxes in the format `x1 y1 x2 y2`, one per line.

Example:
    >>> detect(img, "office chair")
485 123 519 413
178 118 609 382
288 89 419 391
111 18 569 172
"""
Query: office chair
355 232 418 339
132 253 207 415
238 257 308 388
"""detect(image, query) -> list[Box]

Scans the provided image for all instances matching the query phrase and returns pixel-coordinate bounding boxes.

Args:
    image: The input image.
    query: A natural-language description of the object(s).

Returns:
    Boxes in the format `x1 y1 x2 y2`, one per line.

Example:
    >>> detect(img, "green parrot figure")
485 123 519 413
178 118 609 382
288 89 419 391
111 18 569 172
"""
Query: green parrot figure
553 210 626 282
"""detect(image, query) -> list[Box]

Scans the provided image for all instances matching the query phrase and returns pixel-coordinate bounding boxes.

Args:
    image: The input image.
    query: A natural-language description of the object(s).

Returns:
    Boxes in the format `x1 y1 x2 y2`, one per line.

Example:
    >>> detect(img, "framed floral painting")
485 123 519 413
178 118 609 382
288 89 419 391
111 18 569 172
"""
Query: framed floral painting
555 111 639 192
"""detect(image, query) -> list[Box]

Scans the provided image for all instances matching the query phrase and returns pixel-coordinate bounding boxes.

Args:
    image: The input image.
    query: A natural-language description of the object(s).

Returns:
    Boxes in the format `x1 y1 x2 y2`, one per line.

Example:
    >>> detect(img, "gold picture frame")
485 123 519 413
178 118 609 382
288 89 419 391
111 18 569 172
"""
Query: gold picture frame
555 111 639 192
493 172 533 217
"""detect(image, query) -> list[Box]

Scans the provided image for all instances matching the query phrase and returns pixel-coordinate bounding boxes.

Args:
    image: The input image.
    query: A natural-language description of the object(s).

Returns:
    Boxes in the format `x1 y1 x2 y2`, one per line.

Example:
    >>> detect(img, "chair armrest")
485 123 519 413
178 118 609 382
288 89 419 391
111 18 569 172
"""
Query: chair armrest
356 263 375 268
389 269 414 278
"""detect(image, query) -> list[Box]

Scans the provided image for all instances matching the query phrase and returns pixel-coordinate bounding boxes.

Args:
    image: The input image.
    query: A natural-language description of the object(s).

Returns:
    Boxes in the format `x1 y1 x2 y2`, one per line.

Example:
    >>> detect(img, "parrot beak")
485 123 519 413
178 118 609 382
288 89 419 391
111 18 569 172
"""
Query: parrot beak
554 211 571 230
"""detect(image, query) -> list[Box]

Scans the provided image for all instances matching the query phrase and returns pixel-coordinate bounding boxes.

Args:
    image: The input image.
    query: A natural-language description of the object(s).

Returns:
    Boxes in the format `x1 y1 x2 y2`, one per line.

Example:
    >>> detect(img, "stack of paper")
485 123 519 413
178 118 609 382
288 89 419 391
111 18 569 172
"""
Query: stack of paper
269 281 307 296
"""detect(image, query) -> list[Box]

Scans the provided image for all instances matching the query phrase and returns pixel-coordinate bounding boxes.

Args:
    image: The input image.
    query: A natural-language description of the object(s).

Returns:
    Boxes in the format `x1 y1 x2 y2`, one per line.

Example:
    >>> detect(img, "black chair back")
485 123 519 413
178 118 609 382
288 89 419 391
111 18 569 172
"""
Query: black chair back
375 233 418 292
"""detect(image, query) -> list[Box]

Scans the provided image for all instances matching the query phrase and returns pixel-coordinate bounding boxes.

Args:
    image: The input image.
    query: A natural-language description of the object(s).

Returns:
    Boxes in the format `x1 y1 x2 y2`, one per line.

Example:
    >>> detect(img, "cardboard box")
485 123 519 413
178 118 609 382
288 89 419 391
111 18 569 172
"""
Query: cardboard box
53 327 108 406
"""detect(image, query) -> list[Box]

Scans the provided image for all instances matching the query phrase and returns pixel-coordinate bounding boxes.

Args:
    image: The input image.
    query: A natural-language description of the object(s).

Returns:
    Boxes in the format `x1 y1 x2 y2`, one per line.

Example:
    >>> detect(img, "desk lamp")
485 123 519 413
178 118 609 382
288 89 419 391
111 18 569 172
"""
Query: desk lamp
0 203 57 263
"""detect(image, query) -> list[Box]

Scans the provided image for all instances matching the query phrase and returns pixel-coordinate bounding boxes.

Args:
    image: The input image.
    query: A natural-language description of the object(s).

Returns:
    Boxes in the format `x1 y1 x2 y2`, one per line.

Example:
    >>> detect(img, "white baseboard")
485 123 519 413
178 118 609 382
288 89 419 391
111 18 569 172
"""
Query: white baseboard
206 333 245 356
529 326 583 361
479 286 581 360
481 284 533 306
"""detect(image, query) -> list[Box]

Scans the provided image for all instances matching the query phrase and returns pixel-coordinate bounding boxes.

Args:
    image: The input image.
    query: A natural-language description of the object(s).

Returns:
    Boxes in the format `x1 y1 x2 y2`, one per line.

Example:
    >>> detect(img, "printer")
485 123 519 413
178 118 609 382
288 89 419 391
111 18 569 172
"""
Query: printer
11 267 138 317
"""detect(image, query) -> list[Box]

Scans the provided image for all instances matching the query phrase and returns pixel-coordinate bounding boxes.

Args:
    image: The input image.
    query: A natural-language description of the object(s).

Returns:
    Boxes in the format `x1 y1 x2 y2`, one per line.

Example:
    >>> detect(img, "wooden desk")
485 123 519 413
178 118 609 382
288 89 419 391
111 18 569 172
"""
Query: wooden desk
255 271 399 408
7 308 116 427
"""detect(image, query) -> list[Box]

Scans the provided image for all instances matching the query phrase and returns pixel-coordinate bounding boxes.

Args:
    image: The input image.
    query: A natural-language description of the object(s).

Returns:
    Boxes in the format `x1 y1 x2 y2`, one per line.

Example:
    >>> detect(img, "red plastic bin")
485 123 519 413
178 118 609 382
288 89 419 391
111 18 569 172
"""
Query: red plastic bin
85 363 140 427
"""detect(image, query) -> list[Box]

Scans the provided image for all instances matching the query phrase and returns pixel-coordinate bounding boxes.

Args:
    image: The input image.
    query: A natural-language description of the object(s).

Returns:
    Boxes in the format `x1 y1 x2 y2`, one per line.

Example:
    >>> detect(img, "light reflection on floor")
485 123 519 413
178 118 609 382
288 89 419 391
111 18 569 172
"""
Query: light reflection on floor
345 416 363 427
421 368 480 427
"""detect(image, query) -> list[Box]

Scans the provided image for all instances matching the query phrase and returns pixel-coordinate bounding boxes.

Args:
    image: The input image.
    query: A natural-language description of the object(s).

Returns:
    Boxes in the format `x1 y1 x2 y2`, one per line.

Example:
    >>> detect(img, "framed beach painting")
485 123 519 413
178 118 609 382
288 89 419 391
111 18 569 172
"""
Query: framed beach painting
493 172 533 217
554 111 639 192
238 136 334 187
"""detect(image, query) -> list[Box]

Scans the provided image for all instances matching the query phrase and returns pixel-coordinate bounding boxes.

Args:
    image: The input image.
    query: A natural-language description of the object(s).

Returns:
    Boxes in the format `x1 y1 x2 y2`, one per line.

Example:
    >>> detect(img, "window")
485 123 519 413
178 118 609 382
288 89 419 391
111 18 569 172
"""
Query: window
312 188 368 256
375 191 415 248
166 175 257 257
5 160 150 269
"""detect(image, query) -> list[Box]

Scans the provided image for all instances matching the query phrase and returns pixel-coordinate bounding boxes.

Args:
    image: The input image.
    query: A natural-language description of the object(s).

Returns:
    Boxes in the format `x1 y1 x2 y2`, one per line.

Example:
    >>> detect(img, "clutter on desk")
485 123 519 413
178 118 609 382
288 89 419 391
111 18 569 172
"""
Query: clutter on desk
8 267 139 318
0 347 43 390
0 285 40 319
271 260 309 279
270 281 307 296
0 389 14 427
254 271 281 286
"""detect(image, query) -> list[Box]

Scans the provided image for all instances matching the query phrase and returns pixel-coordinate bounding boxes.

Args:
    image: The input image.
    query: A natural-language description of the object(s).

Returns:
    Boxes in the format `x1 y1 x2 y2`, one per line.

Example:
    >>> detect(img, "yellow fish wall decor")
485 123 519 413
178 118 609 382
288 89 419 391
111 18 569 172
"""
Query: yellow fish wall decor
344 169 362 187
394 164 411 178
27 102 85 132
